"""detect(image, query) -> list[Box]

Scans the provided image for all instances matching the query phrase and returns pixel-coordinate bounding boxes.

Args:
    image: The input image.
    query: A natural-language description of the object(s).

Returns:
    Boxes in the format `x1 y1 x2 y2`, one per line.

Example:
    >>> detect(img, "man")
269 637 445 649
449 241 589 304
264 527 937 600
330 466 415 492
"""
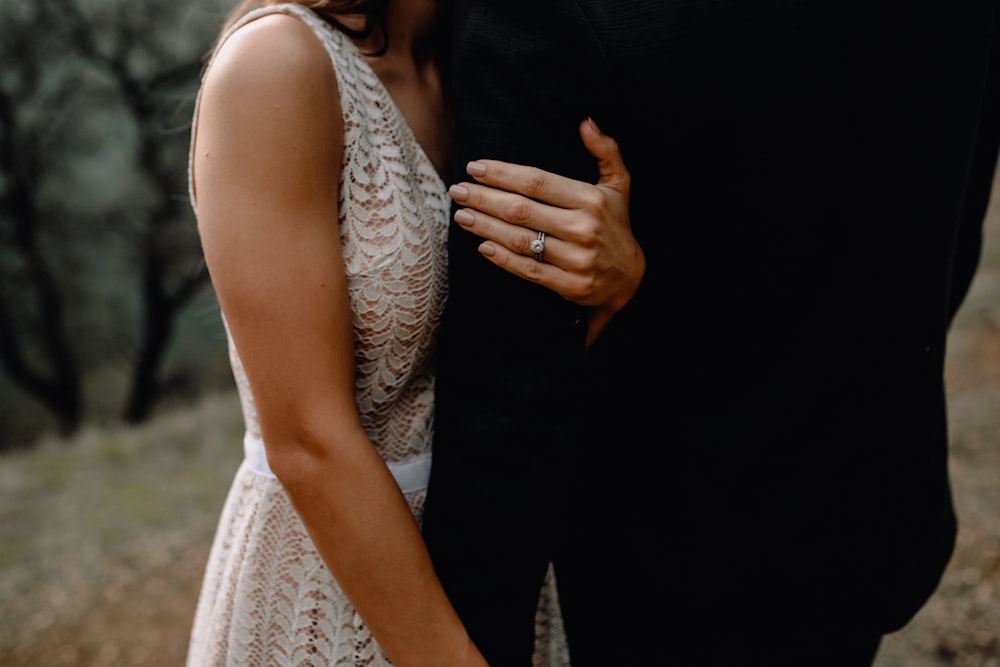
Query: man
422 2 1000 664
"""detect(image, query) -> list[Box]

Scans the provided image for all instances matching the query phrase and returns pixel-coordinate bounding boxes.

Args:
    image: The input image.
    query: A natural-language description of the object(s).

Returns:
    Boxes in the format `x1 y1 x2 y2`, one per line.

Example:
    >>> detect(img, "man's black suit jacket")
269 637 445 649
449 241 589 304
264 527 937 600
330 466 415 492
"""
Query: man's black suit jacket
422 1 1000 664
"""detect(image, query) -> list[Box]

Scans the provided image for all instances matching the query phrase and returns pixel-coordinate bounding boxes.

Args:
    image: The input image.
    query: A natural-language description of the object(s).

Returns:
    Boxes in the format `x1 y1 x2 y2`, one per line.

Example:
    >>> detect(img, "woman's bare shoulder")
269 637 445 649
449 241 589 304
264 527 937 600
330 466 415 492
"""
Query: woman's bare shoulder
202 10 338 117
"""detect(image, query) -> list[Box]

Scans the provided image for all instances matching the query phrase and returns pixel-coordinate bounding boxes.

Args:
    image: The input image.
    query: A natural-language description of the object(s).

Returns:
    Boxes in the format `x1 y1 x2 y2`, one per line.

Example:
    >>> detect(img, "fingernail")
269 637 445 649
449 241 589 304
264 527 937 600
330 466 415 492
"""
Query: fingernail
454 209 475 227
586 116 601 134
478 242 496 257
449 184 469 201
466 161 486 177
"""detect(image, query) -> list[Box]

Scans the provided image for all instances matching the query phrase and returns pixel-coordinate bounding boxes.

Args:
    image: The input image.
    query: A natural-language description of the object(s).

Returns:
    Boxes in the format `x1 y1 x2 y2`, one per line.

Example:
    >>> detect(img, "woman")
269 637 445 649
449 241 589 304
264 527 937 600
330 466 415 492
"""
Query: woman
186 0 641 664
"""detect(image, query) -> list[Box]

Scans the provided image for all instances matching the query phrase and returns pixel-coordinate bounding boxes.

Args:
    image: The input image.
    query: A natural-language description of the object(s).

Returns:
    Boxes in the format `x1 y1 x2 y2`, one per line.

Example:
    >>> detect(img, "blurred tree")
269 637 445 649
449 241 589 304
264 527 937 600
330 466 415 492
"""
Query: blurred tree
0 0 233 443
0 0 86 436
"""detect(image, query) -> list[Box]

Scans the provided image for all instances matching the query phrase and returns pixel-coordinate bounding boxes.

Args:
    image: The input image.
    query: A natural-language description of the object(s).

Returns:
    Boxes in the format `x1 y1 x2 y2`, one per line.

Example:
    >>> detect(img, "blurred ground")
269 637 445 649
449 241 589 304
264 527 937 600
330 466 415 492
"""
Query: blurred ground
873 172 1000 666
0 391 245 667
1 173 999 665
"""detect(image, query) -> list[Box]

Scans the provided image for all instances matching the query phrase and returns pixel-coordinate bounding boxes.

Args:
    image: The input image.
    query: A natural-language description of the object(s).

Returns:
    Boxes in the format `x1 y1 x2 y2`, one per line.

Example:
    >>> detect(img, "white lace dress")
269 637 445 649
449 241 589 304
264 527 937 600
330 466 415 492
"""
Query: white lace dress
185 5 568 666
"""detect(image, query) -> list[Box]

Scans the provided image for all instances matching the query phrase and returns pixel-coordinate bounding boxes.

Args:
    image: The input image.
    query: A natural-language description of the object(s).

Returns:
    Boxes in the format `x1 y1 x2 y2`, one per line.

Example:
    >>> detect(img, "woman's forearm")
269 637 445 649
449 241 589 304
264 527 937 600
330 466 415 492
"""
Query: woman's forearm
269 430 487 667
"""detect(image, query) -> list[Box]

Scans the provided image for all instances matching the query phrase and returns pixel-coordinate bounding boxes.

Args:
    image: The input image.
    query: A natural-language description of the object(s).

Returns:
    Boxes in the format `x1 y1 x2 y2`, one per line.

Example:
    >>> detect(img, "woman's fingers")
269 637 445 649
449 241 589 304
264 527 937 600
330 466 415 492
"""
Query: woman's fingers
449 118 629 240
449 178 561 238
460 158 584 212
453 204 585 268
453 205 552 258
579 117 630 196
456 205 602 305
457 117 628 211
476 239 589 298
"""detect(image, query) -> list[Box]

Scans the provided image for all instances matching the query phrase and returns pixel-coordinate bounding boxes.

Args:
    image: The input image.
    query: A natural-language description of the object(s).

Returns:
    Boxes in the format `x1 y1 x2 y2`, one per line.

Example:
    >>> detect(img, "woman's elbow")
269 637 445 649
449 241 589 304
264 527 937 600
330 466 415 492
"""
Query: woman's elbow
263 421 366 490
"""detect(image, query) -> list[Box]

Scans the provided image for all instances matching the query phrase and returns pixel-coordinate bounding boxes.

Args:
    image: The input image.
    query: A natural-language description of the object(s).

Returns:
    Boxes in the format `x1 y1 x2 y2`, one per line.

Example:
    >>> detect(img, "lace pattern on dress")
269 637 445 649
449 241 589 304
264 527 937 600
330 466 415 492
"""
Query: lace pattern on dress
204 3 450 479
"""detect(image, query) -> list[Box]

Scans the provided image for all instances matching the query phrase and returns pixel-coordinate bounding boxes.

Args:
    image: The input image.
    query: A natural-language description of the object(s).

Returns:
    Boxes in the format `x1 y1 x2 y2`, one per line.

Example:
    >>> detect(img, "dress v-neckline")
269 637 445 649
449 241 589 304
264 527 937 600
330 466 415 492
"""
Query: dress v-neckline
329 20 449 191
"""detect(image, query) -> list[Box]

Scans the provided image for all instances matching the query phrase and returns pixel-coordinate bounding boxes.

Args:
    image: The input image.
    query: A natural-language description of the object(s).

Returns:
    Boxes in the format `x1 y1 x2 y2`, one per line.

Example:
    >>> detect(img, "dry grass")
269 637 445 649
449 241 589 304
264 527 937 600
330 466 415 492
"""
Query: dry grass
0 391 245 667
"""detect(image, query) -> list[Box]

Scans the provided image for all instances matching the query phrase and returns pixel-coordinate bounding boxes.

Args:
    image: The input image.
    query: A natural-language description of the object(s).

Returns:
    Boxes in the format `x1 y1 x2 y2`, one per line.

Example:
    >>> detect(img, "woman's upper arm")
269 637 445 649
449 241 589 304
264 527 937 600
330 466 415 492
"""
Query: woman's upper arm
192 15 363 453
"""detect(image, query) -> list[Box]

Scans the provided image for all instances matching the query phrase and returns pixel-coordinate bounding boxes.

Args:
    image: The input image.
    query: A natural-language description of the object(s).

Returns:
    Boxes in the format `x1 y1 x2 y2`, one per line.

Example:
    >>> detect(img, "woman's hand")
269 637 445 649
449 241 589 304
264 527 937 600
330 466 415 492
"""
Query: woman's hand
448 118 645 346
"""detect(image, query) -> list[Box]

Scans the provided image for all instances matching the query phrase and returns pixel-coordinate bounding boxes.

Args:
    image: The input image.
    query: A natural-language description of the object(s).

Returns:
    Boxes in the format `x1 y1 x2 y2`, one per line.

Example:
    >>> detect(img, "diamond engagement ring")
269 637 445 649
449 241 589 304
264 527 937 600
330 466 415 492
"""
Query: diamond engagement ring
530 231 546 261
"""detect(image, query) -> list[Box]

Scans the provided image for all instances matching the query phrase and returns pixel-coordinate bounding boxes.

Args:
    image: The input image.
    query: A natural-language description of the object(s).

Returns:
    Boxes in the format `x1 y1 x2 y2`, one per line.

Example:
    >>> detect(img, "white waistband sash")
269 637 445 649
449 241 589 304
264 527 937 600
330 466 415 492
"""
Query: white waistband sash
384 454 433 494
243 432 432 494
